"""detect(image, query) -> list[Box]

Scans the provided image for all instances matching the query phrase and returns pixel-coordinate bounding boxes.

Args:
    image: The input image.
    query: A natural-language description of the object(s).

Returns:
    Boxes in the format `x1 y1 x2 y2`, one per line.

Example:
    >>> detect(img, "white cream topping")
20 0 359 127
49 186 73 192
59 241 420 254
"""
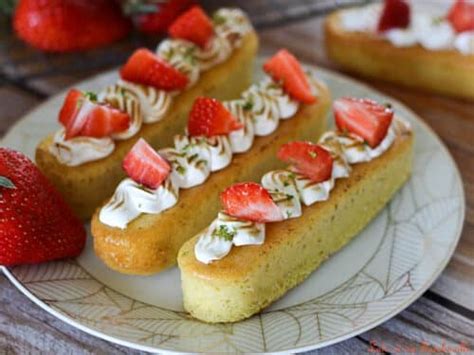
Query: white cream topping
100 73 320 229
339 3 473 54
224 99 255 153
156 39 200 88
99 177 179 229
53 8 253 167
339 3 382 32
262 170 302 219
213 8 253 48
50 129 115 167
320 118 409 164
114 80 172 124
454 31 474 55
195 116 412 263
195 35 232 71
98 84 143 140
242 77 300 136
195 212 264 264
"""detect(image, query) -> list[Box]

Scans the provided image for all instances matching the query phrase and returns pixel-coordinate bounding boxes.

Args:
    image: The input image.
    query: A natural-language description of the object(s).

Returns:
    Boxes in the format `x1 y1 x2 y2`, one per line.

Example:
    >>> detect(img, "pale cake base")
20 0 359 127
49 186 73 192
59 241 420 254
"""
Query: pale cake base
325 11 474 101
35 32 259 220
178 130 413 323
91 80 331 275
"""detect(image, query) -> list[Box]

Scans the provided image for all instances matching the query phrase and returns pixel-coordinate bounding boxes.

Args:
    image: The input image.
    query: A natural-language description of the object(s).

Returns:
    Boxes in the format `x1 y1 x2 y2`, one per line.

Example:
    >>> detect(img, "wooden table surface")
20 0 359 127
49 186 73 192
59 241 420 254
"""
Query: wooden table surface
1 7 473 355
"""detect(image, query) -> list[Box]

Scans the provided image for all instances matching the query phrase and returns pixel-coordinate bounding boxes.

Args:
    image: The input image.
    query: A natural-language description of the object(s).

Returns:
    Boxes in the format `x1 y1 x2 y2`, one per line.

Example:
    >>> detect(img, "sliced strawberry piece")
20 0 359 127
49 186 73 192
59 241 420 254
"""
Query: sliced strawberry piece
136 0 196 34
168 5 214 48
333 97 394 148
377 0 410 32
122 138 170 189
188 97 243 137
263 49 316 104
277 141 333 183
80 105 130 139
58 89 130 139
120 48 188 90
220 182 284 223
59 89 84 131
447 0 474 33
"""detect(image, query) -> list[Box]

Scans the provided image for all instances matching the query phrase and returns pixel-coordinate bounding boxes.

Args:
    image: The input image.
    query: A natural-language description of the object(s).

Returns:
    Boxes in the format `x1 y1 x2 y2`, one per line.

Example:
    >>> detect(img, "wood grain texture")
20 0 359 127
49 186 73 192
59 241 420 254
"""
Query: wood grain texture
0 9 473 355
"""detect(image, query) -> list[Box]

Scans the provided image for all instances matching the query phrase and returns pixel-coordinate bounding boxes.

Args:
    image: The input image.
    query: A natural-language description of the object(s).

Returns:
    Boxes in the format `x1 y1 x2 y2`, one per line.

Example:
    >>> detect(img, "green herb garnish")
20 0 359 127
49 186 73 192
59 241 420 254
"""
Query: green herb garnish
84 91 98 102
176 166 186 175
243 100 253 111
213 14 227 26
212 225 236 241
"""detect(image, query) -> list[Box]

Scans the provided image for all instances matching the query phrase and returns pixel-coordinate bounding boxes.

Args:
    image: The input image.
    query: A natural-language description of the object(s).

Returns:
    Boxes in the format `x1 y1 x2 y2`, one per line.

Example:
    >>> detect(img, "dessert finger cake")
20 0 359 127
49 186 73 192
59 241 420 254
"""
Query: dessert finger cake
35 6 258 220
178 97 413 323
325 0 474 100
91 50 330 275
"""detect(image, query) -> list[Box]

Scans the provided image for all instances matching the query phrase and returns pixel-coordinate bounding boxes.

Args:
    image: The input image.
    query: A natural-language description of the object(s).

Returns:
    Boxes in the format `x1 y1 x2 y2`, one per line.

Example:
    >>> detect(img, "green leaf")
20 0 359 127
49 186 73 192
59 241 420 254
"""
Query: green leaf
0 176 15 189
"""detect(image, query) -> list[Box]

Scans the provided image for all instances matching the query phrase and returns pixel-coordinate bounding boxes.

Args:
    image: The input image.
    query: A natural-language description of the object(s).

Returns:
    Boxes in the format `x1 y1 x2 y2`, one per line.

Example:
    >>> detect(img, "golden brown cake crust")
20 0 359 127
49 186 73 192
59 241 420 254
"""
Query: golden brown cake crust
35 32 259 220
325 11 474 100
91 80 331 275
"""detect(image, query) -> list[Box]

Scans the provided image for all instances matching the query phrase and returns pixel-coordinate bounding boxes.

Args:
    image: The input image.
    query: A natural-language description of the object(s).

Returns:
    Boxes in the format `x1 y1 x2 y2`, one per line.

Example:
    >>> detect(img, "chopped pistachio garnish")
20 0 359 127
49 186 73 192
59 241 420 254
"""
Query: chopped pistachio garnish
213 14 227 26
309 151 318 159
84 91 98 102
176 165 186 175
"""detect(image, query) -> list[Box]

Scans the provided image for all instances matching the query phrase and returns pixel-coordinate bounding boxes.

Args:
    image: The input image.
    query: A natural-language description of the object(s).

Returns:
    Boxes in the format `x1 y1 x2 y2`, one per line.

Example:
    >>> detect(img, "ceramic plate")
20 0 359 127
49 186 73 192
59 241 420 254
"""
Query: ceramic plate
1 59 465 353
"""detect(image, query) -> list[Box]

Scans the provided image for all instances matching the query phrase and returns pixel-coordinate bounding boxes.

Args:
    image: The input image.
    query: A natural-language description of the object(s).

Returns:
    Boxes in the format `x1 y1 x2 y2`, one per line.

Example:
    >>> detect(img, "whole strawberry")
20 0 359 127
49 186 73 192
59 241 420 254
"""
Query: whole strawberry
0 148 86 266
14 0 131 52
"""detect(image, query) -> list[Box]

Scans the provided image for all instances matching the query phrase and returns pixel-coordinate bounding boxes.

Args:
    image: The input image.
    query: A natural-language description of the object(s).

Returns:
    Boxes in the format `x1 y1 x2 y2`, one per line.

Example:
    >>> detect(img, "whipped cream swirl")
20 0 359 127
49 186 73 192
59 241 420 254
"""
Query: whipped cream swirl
213 8 253 48
224 99 255 153
50 129 115 167
195 117 411 263
195 35 233 71
99 178 179 229
156 39 200 88
195 212 265 264
242 77 299 136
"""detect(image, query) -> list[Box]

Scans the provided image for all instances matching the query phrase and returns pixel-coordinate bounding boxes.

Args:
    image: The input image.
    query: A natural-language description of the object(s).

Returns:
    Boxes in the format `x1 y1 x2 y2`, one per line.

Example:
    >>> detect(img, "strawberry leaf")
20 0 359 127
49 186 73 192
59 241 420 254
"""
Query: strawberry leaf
0 176 16 189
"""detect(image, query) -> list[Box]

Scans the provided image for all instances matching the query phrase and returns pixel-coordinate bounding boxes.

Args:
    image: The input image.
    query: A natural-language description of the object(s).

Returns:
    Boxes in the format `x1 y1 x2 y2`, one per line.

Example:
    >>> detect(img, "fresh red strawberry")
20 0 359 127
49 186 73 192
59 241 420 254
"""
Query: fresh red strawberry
136 0 197 34
122 138 170 189
263 49 316 104
220 182 284 223
447 0 474 33
188 97 243 137
59 89 130 139
333 97 394 148
0 148 86 266
277 141 333 183
168 5 214 48
377 0 410 32
13 0 131 53
120 48 188 90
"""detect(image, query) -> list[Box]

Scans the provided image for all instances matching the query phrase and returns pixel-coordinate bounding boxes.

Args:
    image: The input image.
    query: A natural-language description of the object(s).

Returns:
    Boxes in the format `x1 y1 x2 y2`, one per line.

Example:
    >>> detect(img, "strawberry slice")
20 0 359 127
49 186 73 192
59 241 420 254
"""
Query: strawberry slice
120 48 188 90
377 0 410 32
136 0 196 34
263 49 316 104
220 182 284 223
188 97 243 137
333 97 394 148
59 89 130 139
122 138 171 189
168 5 214 48
447 0 474 33
277 141 333 183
